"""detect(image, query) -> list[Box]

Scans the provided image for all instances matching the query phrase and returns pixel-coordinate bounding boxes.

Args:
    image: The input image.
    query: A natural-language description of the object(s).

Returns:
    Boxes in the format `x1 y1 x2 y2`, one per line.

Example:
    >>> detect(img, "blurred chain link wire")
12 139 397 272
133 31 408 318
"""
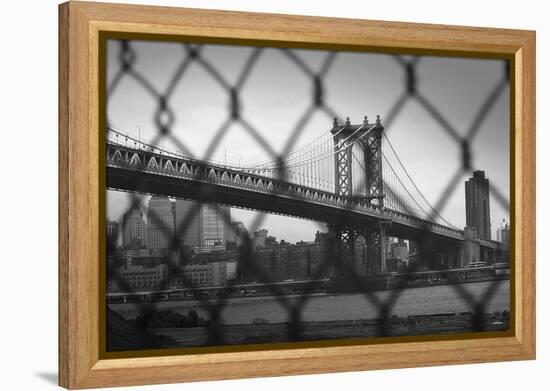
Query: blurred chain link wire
106 40 510 349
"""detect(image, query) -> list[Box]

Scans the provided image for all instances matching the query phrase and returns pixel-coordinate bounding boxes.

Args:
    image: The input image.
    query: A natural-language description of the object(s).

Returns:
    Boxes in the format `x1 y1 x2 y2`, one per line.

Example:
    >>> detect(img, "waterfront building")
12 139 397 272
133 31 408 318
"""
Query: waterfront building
146 196 174 249
465 170 491 239
193 245 228 254
116 264 168 290
177 262 228 287
226 261 237 282
273 246 291 281
248 241 338 283
265 235 278 247
497 218 510 250
165 249 239 287
210 262 228 286
391 241 408 260
116 248 167 268
192 249 239 264
254 247 274 281
314 230 332 245
309 243 329 278
289 244 310 281
252 229 268 250
121 207 146 249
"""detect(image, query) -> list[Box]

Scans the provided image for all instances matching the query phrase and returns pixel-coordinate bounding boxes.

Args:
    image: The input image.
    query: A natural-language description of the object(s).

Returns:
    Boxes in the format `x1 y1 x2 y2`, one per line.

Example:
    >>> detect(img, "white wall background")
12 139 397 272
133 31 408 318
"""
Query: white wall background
0 0 546 389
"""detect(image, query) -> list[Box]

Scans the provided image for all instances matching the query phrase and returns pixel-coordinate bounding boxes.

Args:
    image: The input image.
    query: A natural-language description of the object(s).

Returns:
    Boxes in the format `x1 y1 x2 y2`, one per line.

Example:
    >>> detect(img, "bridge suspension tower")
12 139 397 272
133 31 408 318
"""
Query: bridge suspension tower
329 115 389 275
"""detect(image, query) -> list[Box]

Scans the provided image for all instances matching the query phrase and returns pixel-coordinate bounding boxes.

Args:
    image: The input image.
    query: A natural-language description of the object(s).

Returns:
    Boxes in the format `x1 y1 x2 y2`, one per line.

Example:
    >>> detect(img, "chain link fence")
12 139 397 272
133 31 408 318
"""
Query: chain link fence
105 39 510 351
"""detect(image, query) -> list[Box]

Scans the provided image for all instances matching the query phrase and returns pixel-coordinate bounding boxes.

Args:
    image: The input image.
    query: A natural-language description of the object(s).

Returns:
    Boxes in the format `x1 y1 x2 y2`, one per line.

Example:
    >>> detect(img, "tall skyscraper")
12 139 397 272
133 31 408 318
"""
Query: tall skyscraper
173 199 230 248
465 170 491 239
497 218 510 249
202 204 230 246
121 208 145 249
146 196 174 249
174 199 202 248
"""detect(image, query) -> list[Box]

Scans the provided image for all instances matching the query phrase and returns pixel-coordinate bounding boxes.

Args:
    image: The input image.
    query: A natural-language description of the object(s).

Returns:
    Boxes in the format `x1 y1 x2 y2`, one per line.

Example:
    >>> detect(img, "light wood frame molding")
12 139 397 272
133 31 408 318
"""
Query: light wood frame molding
59 1 536 389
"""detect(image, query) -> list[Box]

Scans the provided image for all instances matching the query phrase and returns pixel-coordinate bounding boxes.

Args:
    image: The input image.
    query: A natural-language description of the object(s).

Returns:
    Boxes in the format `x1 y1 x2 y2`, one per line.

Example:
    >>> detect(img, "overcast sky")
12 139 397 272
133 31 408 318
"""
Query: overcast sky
106 39 509 242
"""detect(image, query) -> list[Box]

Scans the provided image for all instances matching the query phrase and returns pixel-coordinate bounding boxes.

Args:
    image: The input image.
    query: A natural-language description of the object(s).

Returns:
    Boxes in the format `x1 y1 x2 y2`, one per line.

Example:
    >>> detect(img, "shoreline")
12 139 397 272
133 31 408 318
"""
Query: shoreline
108 310 510 351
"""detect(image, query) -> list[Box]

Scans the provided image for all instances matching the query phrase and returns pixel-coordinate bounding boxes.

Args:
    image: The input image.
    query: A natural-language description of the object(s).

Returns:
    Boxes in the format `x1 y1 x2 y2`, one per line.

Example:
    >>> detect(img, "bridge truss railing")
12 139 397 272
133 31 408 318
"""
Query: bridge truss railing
107 140 467 240
107 141 380 213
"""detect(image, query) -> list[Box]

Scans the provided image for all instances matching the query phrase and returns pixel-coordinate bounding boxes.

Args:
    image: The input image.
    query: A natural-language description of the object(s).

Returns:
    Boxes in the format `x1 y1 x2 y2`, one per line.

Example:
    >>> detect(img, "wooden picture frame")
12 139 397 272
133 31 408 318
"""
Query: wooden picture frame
59 1 536 389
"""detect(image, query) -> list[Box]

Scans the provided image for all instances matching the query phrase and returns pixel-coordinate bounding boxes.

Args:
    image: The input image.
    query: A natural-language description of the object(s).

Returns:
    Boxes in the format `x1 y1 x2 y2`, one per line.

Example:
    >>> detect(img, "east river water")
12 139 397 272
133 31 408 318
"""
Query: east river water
110 280 509 325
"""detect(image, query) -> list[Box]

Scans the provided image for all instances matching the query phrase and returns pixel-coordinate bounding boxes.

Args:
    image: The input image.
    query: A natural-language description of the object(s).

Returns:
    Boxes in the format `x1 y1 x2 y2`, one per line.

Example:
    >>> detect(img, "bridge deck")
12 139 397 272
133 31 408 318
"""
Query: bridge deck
106 142 476 243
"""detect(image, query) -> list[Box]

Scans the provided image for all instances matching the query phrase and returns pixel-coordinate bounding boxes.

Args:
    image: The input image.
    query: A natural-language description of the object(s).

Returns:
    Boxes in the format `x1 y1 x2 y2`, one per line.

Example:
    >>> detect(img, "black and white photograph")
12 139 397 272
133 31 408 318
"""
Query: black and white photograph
104 39 511 352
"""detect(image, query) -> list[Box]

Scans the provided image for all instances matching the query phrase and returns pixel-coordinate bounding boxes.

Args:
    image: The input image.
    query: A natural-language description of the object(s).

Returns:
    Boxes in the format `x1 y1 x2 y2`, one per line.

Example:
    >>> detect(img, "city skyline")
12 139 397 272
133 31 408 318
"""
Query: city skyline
108 163 510 245
108 169 511 254
109 194 323 249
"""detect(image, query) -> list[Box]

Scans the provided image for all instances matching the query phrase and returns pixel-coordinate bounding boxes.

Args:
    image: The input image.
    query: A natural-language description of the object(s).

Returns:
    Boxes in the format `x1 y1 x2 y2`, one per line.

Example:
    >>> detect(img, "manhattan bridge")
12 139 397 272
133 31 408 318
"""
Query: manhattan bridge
106 115 505 276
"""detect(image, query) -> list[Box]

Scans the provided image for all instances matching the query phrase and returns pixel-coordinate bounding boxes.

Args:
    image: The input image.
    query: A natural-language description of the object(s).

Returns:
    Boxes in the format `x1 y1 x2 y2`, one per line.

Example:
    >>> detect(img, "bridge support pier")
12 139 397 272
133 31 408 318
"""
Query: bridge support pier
364 220 391 275
328 225 357 275
461 226 481 267
365 229 384 274
483 247 496 265
437 244 462 269
328 219 391 277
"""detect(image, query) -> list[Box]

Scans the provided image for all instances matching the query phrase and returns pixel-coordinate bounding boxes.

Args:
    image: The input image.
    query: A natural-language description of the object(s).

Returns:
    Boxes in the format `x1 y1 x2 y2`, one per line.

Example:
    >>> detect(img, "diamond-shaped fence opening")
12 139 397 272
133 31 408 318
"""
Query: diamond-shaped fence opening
105 39 510 351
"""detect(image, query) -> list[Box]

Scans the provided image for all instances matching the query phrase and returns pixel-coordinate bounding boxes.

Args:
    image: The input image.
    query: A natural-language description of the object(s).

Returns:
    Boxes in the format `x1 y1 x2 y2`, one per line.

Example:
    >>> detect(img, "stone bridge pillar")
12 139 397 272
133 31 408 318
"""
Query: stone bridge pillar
481 246 489 264
460 226 481 267
438 244 461 269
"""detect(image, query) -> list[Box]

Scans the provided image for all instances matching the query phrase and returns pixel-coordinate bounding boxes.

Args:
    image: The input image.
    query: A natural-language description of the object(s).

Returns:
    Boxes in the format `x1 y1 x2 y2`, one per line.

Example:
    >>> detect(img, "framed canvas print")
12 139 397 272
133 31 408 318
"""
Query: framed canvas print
58 1 535 389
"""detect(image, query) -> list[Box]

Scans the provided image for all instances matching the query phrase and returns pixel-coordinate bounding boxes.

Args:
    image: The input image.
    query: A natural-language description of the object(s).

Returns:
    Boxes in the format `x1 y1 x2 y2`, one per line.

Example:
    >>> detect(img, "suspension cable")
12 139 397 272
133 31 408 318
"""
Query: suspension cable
381 131 457 228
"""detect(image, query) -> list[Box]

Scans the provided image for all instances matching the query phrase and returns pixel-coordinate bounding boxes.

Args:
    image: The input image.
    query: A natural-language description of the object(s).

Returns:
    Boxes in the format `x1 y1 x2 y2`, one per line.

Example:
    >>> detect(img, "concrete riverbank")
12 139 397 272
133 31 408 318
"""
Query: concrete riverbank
147 311 509 348
107 306 509 351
